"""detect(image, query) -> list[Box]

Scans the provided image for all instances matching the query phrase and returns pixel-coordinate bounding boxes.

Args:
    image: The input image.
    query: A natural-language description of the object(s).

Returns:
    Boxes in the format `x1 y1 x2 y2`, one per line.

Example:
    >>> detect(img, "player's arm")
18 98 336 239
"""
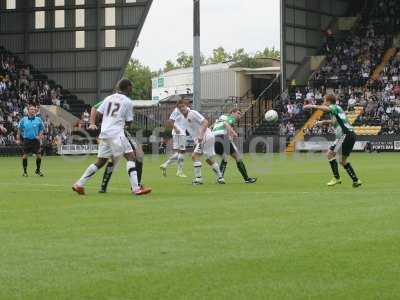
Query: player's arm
37 120 45 141
167 110 181 134
16 119 23 145
316 120 333 126
165 119 181 134
303 104 330 112
172 123 181 134
89 106 100 130
197 119 209 143
124 102 134 130
224 122 238 138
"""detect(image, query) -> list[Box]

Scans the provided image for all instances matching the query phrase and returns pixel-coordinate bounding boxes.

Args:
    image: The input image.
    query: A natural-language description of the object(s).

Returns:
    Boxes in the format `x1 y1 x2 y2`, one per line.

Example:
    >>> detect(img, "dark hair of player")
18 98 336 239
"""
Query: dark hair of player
117 78 133 94
324 94 336 104
176 99 189 107
230 108 241 114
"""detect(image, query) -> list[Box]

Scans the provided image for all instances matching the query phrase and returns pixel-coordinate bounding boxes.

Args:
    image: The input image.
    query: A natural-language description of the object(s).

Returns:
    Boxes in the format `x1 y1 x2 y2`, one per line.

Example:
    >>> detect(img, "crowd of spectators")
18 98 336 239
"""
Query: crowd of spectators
296 84 400 137
284 0 400 138
0 49 70 149
311 0 395 89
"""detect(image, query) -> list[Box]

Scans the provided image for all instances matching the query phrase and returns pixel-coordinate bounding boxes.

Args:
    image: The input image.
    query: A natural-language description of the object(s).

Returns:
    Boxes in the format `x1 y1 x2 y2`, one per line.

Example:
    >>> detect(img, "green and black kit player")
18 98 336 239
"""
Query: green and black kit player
212 108 256 184
89 100 145 193
304 95 362 188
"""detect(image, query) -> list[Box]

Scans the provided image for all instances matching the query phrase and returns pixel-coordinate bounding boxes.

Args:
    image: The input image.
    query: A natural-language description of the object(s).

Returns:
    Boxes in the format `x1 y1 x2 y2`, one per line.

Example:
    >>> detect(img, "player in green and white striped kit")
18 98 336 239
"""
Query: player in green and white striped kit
212 108 256 184
304 95 362 188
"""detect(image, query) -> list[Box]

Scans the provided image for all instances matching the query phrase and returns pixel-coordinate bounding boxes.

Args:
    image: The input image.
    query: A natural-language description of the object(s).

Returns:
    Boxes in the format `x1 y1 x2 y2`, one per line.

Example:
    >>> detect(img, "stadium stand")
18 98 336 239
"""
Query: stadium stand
282 0 400 151
2 0 400 155
0 47 71 151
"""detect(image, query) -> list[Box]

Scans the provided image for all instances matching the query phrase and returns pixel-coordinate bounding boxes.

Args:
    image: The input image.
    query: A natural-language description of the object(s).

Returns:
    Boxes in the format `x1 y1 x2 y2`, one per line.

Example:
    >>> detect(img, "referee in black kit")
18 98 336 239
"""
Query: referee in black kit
16 105 45 177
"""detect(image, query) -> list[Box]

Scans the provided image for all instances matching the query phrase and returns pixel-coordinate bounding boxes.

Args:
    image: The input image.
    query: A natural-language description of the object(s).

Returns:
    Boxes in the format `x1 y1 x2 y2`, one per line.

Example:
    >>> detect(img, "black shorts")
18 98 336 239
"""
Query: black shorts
214 136 239 156
330 132 356 157
23 139 41 155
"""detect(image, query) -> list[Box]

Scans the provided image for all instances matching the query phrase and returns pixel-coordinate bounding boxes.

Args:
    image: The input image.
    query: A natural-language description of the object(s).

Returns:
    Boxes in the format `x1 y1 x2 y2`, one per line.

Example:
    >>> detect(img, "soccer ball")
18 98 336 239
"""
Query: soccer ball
265 110 279 123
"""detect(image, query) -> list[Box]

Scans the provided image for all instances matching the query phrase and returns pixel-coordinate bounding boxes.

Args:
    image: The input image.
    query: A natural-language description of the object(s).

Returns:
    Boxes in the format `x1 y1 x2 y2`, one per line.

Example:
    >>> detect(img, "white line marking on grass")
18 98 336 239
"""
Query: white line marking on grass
1 182 399 196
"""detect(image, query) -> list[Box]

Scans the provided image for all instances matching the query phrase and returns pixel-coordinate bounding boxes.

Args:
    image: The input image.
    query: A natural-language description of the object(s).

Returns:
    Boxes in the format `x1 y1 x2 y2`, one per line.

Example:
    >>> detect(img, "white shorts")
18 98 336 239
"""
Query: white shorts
173 135 187 151
98 135 133 158
193 134 215 158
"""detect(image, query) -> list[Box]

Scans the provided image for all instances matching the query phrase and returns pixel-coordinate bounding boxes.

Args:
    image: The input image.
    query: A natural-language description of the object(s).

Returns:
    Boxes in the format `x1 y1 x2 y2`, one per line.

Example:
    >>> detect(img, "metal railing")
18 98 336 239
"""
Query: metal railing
240 76 281 139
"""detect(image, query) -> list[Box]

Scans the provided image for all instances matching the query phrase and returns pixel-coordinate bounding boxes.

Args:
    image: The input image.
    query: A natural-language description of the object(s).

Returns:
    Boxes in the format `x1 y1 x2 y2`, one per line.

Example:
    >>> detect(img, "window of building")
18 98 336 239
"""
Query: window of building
35 11 45 29
75 0 85 5
35 0 45 7
55 0 65 6
55 10 65 28
105 30 116 47
76 31 85 48
75 9 85 27
126 0 137 3
6 0 16 9
105 0 115 4
105 7 115 26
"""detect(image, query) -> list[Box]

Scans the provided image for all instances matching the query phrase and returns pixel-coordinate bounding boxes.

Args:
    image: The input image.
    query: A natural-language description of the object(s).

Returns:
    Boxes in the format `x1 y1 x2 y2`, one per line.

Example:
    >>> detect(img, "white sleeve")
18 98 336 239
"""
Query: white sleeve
125 101 134 122
97 100 107 115
169 109 179 121
191 110 205 123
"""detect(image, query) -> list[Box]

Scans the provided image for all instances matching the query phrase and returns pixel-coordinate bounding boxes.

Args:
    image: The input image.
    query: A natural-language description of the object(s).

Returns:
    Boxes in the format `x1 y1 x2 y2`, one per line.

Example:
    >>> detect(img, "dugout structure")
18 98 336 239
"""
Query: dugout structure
0 0 152 105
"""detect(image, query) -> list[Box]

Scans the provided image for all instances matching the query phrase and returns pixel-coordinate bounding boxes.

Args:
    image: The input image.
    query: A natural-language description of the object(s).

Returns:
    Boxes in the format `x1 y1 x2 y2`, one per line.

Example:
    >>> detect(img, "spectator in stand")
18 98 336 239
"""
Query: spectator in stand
0 48 71 147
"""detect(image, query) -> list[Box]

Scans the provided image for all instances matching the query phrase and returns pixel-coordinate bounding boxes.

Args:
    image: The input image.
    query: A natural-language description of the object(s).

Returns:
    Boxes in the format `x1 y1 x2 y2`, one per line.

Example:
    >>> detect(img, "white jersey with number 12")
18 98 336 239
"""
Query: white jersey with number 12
97 93 134 139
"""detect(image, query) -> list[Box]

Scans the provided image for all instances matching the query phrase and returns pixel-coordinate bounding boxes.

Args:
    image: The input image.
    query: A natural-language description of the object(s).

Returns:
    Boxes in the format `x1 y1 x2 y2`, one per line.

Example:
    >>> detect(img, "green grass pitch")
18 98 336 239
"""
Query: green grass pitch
0 153 399 300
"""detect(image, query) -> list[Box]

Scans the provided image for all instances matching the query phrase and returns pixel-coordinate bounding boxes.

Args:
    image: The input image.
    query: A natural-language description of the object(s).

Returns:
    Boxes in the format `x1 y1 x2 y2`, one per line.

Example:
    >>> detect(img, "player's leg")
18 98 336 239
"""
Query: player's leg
73 157 108 195
99 158 118 193
230 142 256 183
214 137 227 175
134 144 145 185
160 135 180 176
34 140 44 177
121 135 151 195
327 136 344 186
340 133 362 188
124 151 151 195
35 154 44 176
175 135 187 177
160 151 179 176
327 148 341 186
21 140 30 176
204 136 225 184
22 153 28 176
176 150 187 177
73 140 111 194
191 143 204 185
205 157 225 184
125 131 146 186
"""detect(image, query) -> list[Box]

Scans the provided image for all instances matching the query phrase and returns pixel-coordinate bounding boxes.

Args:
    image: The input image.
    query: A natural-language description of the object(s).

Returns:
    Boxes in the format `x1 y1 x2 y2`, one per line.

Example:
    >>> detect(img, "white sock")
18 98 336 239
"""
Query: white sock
164 152 179 167
211 162 223 179
77 164 98 186
127 161 139 191
193 161 202 179
177 153 185 173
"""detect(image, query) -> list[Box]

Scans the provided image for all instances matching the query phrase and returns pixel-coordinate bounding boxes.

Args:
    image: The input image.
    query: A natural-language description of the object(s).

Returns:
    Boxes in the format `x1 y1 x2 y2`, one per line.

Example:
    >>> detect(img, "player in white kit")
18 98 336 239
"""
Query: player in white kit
72 79 152 196
176 99 225 185
160 107 188 178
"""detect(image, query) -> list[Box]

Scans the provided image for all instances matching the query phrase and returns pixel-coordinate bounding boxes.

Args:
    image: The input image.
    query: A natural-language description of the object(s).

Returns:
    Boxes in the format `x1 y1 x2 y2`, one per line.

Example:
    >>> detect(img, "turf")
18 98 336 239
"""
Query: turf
0 153 399 300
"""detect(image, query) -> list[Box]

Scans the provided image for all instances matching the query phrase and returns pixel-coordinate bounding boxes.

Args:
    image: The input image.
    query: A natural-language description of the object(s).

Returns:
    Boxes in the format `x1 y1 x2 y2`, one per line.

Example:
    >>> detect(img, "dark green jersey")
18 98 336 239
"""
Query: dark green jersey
212 115 237 136
329 104 353 138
